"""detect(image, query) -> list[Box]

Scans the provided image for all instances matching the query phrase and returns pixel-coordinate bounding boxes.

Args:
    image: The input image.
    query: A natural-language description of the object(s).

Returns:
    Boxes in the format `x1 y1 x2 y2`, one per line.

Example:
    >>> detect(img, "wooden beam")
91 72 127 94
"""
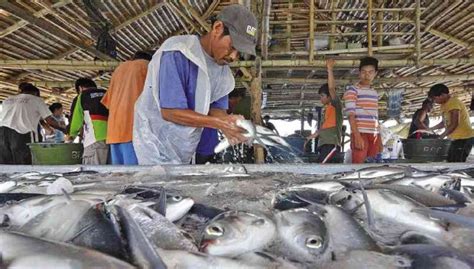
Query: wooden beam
376 0 383 47
329 0 336 50
286 1 293 51
0 1 114 61
367 0 373 56
425 0 463 31
308 0 315 62
415 0 421 66
261 0 272 59
166 1 204 35
0 0 73 38
113 2 167 33
2 57 473 71
178 0 211 32
249 58 264 163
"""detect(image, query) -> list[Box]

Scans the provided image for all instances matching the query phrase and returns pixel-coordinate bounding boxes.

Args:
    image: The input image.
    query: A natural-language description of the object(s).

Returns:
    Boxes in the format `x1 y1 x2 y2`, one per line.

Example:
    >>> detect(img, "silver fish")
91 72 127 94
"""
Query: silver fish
272 208 329 264
0 230 134 269
325 250 411 269
201 211 276 257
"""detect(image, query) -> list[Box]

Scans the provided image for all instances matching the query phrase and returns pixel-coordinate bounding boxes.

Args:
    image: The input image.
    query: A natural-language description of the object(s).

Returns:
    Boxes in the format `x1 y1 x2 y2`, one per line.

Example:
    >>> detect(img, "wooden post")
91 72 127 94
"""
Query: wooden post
286 0 292 51
261 0 272 59
415 0 421 66
309 0 315 62
329 0 336 50
376 0 384 47
300 108 305 134
250 57 265 164
367 0 373 56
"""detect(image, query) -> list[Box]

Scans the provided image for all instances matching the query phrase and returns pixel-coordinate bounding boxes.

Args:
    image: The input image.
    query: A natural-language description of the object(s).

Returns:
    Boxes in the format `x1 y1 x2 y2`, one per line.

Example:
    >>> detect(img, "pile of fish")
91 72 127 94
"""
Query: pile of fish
1 165 474 268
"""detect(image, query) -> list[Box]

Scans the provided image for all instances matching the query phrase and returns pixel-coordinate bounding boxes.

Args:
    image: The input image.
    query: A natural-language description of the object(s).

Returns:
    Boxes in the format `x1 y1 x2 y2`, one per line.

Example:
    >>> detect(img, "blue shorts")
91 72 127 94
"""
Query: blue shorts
110 142 138 165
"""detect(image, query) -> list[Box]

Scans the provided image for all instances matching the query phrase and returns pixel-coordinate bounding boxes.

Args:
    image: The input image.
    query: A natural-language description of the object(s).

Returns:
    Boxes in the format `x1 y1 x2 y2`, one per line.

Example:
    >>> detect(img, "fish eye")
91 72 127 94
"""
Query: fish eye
305 237 322 249
206 225 224 236
172 195 182 201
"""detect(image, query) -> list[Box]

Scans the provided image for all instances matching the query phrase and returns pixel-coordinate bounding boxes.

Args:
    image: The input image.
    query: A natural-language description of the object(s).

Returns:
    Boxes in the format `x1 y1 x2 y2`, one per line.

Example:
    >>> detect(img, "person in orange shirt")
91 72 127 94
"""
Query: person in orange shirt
101 51 152 165
306 59 343 163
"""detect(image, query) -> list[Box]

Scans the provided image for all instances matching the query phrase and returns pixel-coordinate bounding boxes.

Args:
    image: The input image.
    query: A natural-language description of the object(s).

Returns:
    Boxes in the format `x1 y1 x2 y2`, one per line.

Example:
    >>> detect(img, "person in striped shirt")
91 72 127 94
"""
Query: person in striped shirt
344 57 381 163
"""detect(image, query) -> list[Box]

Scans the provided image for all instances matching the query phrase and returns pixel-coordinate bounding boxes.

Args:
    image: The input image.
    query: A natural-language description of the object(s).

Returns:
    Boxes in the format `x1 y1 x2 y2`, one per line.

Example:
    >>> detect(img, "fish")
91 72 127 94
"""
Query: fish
235 252 302 269
200 211 276 257
340 165 436 180
15 200 127 259
391 174 460 193
214 119 291 153
121 186 194 222
0 192 43 204
365 184 459 207
0 193 107 227
272 188 332 210
112 205 167 269
114 200 198 252
388 244 474 269
336 189 447 245
0 180 17 192
272 208 330 264
324 250 411 269
0 230 134 269
155 248 270 269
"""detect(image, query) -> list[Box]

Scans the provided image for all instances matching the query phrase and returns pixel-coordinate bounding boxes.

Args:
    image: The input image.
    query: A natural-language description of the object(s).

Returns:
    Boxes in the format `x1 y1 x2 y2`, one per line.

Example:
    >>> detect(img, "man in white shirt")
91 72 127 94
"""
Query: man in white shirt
0 83 66 164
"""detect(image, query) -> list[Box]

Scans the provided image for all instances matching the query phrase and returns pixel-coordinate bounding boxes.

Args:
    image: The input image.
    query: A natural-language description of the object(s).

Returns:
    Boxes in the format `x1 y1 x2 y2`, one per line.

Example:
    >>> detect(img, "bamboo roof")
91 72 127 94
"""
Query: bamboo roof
0 0 473 120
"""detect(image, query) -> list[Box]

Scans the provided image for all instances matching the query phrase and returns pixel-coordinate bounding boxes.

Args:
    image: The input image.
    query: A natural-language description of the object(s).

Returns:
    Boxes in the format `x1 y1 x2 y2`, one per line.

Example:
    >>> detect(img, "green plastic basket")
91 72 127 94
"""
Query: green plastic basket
28 143 83 165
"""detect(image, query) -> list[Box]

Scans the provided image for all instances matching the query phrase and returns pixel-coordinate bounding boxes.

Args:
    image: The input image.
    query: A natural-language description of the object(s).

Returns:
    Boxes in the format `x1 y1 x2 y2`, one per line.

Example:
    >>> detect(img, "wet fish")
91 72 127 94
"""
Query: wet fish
214 119 291 153
325 250 411 269
337 189 447 245
114 200 198 252
0 192 43 204
0 193 106 227
272 208 329 264
0 230 134 269
366 184 459 207
156 248 269 269
15 200 127 259
388 244 474 269
340 165 435 180
391 174 459 193
236 252 301 269
121 186 194 222
201 211 276 257
272 188 331 210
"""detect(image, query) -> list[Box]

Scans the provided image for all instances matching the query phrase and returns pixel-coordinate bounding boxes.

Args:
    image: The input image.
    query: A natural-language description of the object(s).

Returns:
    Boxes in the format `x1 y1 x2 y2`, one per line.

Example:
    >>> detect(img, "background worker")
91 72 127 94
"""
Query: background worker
0 83 65 164
428 84 474 162
344 57 381 163
101 51 152 165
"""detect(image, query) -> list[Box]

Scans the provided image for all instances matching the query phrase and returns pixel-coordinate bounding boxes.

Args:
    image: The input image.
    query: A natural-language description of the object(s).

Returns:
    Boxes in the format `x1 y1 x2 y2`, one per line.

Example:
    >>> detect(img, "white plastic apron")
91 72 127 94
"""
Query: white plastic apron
133 35 235 164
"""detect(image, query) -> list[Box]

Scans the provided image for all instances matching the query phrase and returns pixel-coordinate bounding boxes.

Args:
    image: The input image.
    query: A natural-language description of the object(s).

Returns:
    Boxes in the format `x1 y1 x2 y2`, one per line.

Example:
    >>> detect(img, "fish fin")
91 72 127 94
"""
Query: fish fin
400 231 448 246
61 188 72 201
440 188 471 205
157 188 166 217
348 201 366 215
359 182 375 229
412 208 474 229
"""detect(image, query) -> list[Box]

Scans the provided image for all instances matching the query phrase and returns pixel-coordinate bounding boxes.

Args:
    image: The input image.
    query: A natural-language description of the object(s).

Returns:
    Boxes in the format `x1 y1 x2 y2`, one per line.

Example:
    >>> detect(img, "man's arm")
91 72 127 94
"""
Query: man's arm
161 108 246 144
326 59 337 100
69 94 84 137
440 110 459 138
429 121 445 131
44 117 66 133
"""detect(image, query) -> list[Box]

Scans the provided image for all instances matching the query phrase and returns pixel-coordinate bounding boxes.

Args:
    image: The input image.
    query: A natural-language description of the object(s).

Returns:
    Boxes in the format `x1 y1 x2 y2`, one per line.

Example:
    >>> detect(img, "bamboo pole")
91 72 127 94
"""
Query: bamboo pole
1 57 473 70
415 0 421 66
309 0 315 62
367 0 373 56
178 0 211 32
286 0 292 51
261 0 272 59
376 0 384 47
329 0 336 50
232 57 474 68
249 58 265 164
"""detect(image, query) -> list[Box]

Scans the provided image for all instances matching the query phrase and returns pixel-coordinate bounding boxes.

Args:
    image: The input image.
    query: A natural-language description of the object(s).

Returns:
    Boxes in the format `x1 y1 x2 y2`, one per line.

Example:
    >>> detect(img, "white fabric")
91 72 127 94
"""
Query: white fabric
0 94 51 134
82 111 97 148
133 35 235 164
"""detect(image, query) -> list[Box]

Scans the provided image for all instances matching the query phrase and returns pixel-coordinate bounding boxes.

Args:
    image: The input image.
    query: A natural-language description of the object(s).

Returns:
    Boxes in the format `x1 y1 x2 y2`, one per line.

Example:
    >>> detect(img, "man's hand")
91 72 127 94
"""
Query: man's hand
303 132 318 151
326 58 335 70
353 133 365 150
217 114 247 145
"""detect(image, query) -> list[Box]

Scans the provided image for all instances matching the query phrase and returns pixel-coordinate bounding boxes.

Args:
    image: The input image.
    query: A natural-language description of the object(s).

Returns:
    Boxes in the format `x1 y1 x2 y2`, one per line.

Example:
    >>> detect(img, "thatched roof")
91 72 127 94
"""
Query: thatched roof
0 0 473 120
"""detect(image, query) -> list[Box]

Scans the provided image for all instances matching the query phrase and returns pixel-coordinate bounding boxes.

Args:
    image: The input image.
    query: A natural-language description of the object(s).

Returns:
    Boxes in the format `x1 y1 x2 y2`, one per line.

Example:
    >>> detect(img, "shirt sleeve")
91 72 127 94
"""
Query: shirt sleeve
343 86 357 115
36 98 52 120
210 95 229 110
69 94 84 137
159 51 193 109
101 88 111 109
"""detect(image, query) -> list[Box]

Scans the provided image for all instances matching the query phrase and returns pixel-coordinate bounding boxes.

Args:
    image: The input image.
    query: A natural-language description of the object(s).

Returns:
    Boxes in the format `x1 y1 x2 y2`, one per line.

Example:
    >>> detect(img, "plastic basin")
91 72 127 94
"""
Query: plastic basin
28 143 83 165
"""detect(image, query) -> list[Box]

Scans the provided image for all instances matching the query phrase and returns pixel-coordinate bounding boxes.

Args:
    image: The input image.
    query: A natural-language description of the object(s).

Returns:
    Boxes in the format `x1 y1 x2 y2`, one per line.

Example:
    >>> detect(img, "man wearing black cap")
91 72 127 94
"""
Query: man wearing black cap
133 4 258 164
